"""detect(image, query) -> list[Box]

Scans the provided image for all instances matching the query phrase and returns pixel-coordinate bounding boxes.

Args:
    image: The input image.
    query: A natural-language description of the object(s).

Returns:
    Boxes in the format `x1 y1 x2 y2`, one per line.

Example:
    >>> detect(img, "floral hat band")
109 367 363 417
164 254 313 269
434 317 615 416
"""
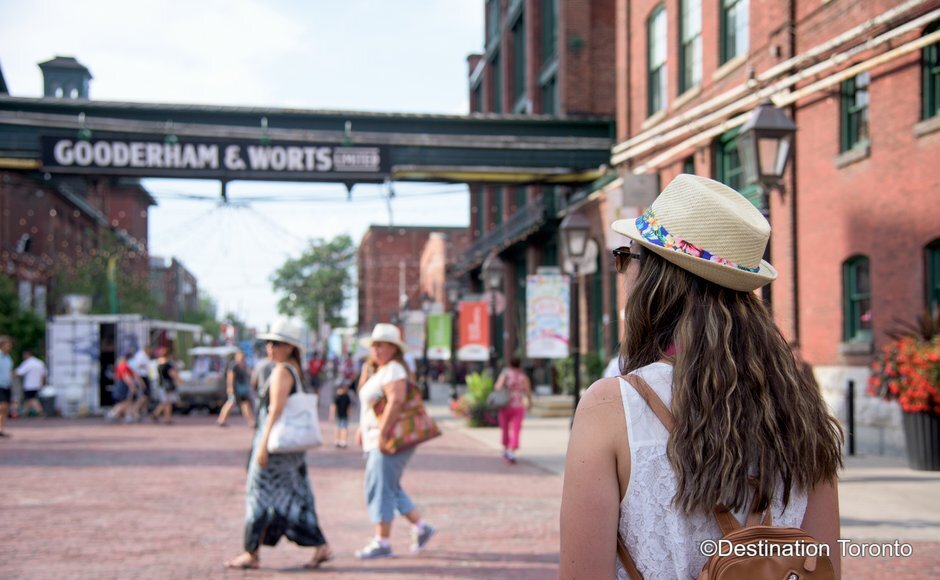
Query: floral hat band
636 208 760 274
610 174 776 292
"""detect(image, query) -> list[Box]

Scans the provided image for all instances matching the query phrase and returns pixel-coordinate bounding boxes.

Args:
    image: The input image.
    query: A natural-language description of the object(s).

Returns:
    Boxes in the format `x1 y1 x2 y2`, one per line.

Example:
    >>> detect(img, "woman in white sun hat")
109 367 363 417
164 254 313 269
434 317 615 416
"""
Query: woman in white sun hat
560 175 844 579
225 321 333 570
353 323 436 560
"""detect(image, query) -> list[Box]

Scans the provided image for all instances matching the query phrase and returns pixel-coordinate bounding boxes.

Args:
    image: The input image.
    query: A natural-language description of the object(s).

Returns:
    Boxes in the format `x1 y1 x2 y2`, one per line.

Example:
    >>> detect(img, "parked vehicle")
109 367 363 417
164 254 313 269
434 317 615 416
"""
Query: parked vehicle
177 346 241 414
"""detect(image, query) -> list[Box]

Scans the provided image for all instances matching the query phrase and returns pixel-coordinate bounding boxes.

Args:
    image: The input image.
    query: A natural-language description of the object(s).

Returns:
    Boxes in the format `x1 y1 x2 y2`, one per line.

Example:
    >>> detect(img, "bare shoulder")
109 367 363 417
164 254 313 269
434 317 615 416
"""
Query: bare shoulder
578 377 624 411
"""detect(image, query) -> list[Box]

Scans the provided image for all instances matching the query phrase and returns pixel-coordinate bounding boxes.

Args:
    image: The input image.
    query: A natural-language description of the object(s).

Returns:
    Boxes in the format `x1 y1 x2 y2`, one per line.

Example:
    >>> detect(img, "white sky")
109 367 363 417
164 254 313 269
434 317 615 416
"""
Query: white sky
0 0 482 330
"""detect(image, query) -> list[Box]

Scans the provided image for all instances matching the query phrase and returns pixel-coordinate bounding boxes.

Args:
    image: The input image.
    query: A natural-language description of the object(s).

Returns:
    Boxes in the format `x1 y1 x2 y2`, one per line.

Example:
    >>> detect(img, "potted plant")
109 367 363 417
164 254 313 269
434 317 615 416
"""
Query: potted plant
868 308 940 470
450 371 498 427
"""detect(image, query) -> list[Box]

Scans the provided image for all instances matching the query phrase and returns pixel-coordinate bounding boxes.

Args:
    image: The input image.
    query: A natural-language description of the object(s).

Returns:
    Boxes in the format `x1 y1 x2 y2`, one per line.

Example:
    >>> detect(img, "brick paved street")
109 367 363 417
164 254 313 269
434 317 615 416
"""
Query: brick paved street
0 415 561 579
2 399 939 579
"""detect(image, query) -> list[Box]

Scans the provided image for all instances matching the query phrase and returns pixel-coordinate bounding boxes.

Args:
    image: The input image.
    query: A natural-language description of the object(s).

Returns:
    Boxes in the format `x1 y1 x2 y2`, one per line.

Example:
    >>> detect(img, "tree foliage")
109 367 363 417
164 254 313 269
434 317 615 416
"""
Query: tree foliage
0 277 46 361
271 235 355 329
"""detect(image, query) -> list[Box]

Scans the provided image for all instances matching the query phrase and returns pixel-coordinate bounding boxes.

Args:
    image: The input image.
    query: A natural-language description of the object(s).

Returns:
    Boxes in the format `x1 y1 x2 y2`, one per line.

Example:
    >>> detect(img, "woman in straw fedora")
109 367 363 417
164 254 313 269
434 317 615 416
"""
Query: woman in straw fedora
353 323 436 559
224 321 333 570
560 175 843 579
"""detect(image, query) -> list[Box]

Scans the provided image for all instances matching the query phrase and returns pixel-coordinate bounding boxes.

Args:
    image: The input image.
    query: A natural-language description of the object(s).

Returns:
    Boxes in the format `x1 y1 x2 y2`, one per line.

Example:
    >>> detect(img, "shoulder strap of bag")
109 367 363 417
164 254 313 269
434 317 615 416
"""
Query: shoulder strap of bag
616 373 743 579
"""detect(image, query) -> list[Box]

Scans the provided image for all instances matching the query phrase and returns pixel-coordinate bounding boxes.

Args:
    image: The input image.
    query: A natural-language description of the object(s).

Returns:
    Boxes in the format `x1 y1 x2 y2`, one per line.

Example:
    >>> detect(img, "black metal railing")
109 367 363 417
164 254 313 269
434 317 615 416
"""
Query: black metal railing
453 196 550 274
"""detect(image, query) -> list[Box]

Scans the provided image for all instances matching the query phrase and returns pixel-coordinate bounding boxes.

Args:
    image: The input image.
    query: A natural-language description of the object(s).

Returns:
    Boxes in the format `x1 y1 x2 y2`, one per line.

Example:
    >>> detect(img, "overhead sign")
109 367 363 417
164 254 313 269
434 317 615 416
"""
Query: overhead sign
526 274 570 359
40 136 390 181
457 301 490 362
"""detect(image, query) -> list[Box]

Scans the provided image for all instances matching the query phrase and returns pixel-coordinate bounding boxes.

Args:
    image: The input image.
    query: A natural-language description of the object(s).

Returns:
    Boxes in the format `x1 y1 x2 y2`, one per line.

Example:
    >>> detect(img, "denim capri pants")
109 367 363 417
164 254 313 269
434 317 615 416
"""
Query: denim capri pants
364 447 417 523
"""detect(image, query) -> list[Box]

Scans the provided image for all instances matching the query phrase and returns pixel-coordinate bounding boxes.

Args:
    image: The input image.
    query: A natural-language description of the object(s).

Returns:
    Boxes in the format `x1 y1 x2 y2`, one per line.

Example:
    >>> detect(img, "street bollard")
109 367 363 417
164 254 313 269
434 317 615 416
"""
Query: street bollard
846 380 856 456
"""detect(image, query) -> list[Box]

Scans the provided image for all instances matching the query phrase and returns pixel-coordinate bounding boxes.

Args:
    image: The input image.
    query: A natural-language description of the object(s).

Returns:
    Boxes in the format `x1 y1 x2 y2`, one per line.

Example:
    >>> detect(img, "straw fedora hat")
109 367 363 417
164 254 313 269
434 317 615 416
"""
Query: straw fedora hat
611 174 777 292
257 320 305 354
360 323 409 353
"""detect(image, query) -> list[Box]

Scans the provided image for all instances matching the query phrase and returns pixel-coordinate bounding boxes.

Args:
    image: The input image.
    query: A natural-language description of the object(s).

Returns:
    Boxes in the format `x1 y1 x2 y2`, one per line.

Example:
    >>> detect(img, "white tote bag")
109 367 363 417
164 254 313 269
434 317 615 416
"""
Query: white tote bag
266 366 323 454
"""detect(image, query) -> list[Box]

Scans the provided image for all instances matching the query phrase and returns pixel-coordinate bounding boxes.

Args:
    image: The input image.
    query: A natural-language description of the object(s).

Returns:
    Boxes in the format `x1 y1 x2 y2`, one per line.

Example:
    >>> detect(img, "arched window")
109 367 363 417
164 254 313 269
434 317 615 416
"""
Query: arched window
843 255 872 341
923 20 940 120
926 239 940 313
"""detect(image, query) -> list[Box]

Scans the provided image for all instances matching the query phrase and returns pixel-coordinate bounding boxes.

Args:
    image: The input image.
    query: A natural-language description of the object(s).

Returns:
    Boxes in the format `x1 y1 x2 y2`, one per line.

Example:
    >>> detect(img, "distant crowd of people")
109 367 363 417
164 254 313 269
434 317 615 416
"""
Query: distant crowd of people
0 335 49 437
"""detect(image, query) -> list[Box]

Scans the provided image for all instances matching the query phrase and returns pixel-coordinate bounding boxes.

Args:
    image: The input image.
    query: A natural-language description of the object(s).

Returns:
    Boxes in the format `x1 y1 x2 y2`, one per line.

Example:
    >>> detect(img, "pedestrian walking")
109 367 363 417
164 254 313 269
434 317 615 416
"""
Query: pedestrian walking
329 383 352 448
152 348 179 425
491 357 532 464
106 353 141 423
354 323 436 560
559 175 844 579
217 350 254 428
224 321 332 570
129 346 152 420
0 336 13 436
15 349 47 418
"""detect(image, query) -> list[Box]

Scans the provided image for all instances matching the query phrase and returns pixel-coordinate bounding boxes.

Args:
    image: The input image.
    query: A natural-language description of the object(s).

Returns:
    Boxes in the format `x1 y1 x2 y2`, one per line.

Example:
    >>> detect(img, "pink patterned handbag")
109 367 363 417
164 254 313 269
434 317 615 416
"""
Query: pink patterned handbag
372 381 441 455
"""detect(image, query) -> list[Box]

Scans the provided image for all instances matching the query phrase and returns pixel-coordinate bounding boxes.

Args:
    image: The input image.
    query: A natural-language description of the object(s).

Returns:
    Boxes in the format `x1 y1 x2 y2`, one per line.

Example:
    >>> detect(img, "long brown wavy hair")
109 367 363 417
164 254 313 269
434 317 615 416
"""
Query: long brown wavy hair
620 247 843 514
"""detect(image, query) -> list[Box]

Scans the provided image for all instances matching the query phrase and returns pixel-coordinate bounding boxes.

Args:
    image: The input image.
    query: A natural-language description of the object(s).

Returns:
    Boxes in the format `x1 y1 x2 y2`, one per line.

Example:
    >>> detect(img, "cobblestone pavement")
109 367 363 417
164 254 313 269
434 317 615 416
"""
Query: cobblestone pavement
0 415 560 580
2 409 938 579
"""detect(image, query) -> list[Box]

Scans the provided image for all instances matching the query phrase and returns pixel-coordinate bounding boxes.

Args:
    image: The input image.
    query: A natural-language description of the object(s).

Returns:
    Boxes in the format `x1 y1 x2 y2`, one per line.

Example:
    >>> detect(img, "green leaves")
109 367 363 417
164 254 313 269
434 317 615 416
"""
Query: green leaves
0 277 46 360
270 234 355 330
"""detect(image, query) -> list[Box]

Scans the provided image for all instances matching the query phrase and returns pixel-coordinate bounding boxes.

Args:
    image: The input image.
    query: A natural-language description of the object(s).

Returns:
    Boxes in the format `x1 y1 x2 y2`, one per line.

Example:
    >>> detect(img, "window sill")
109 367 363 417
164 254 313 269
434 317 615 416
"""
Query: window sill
713 54 748 83
672 85 702 111
839 340 873 356
641 109 668 131
834 143 870 169
914 115 940 138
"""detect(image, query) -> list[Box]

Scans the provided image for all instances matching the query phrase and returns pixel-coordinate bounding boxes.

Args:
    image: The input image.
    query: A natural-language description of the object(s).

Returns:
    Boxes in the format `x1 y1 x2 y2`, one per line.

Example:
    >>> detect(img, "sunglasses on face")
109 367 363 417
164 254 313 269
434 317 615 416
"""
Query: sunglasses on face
612 246 642 274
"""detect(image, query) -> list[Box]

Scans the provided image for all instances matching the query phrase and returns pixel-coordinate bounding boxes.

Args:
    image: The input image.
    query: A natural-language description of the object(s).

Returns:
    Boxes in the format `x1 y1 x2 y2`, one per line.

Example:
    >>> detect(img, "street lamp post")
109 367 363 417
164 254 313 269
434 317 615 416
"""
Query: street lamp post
445 279 461 401
481 252 505 378
420 293 433 401
560 211 591 422
737 99 798 304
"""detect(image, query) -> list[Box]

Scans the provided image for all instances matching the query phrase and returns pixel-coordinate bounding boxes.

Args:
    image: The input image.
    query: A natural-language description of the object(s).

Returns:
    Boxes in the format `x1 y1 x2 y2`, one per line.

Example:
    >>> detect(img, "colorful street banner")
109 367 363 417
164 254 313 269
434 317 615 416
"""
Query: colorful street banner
402 310 426 353
526 274 570 359
457 301 490 361
426 313 452 360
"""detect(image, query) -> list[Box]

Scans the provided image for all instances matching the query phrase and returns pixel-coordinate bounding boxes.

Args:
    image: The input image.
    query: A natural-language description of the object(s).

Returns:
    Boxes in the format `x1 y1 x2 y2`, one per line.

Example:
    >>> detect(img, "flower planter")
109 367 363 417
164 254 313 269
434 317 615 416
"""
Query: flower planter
902 411 940 471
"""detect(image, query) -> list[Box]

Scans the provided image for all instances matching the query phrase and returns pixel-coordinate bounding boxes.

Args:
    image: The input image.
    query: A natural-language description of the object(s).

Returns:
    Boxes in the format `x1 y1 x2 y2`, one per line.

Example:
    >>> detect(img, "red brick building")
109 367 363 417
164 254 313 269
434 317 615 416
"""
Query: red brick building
0 56 156 317
358 226 469 333
609 0 940 453
149 256 198 321
459 0 619 367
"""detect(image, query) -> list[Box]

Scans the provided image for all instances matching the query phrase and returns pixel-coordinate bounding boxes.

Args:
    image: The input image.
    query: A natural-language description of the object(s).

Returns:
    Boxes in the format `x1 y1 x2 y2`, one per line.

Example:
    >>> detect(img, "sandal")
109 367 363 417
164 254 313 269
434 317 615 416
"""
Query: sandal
223 553 259 569
304 545 334 569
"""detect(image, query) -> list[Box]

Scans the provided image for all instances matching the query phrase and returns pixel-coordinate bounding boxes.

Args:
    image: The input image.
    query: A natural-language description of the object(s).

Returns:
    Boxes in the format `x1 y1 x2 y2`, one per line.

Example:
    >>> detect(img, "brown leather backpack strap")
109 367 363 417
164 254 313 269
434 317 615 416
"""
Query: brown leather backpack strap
622 374 676 432
714 509 741 535
617 535 644 580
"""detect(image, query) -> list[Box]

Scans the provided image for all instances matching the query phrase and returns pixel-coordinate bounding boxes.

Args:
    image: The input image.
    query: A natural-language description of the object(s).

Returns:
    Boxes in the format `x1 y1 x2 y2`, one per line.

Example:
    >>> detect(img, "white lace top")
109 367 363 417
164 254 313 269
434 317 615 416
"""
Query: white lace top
616 362 808 580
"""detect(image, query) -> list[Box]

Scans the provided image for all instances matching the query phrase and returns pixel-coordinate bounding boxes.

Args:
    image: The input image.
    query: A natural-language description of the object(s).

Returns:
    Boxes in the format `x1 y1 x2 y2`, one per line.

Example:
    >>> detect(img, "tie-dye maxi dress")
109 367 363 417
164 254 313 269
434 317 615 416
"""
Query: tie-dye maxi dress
243 363 327 552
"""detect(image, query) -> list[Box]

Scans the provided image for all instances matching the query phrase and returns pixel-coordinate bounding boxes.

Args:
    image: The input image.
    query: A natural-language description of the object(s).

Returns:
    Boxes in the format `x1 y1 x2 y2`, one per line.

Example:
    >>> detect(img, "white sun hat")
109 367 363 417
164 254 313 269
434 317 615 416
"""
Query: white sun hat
360 323 409 353
611 174 777 292
257 320 305 355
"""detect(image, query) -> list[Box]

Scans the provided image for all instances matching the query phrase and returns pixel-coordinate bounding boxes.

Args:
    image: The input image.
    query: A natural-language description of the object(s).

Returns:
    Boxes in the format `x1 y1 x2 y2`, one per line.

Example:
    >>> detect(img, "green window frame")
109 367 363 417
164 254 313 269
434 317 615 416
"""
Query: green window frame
927 239 940 314
492 51 503 114
714 129 761 209
541 0 557 65
512 13 526 105
514 186 527 213
719 0 749 65
543 236 558 266
487 0 501 46
475 187 485 237
647 5 668 116
840 72 870 152
843 255 872 342
540 74 557 114
923 21 940 120
493 186 504 223
679 0 702 94
683 155 695 175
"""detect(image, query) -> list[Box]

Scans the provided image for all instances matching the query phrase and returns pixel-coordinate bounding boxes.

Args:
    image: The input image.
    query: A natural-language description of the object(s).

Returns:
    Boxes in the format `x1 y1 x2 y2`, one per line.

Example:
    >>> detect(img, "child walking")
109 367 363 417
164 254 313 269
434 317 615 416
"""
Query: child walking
330 383 352 448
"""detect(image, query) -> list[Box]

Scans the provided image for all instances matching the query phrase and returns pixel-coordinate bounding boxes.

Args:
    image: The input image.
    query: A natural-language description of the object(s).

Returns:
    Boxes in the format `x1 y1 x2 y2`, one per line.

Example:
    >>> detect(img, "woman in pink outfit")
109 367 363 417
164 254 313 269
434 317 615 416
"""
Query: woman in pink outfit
492 357 532 464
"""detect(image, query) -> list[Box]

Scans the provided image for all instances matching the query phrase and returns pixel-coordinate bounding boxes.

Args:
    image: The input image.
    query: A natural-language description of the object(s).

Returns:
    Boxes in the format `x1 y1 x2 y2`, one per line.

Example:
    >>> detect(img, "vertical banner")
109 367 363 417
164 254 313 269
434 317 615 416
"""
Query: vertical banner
426 313 452 360
457 301 490 361
526 274 570 359
402 311 426 353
